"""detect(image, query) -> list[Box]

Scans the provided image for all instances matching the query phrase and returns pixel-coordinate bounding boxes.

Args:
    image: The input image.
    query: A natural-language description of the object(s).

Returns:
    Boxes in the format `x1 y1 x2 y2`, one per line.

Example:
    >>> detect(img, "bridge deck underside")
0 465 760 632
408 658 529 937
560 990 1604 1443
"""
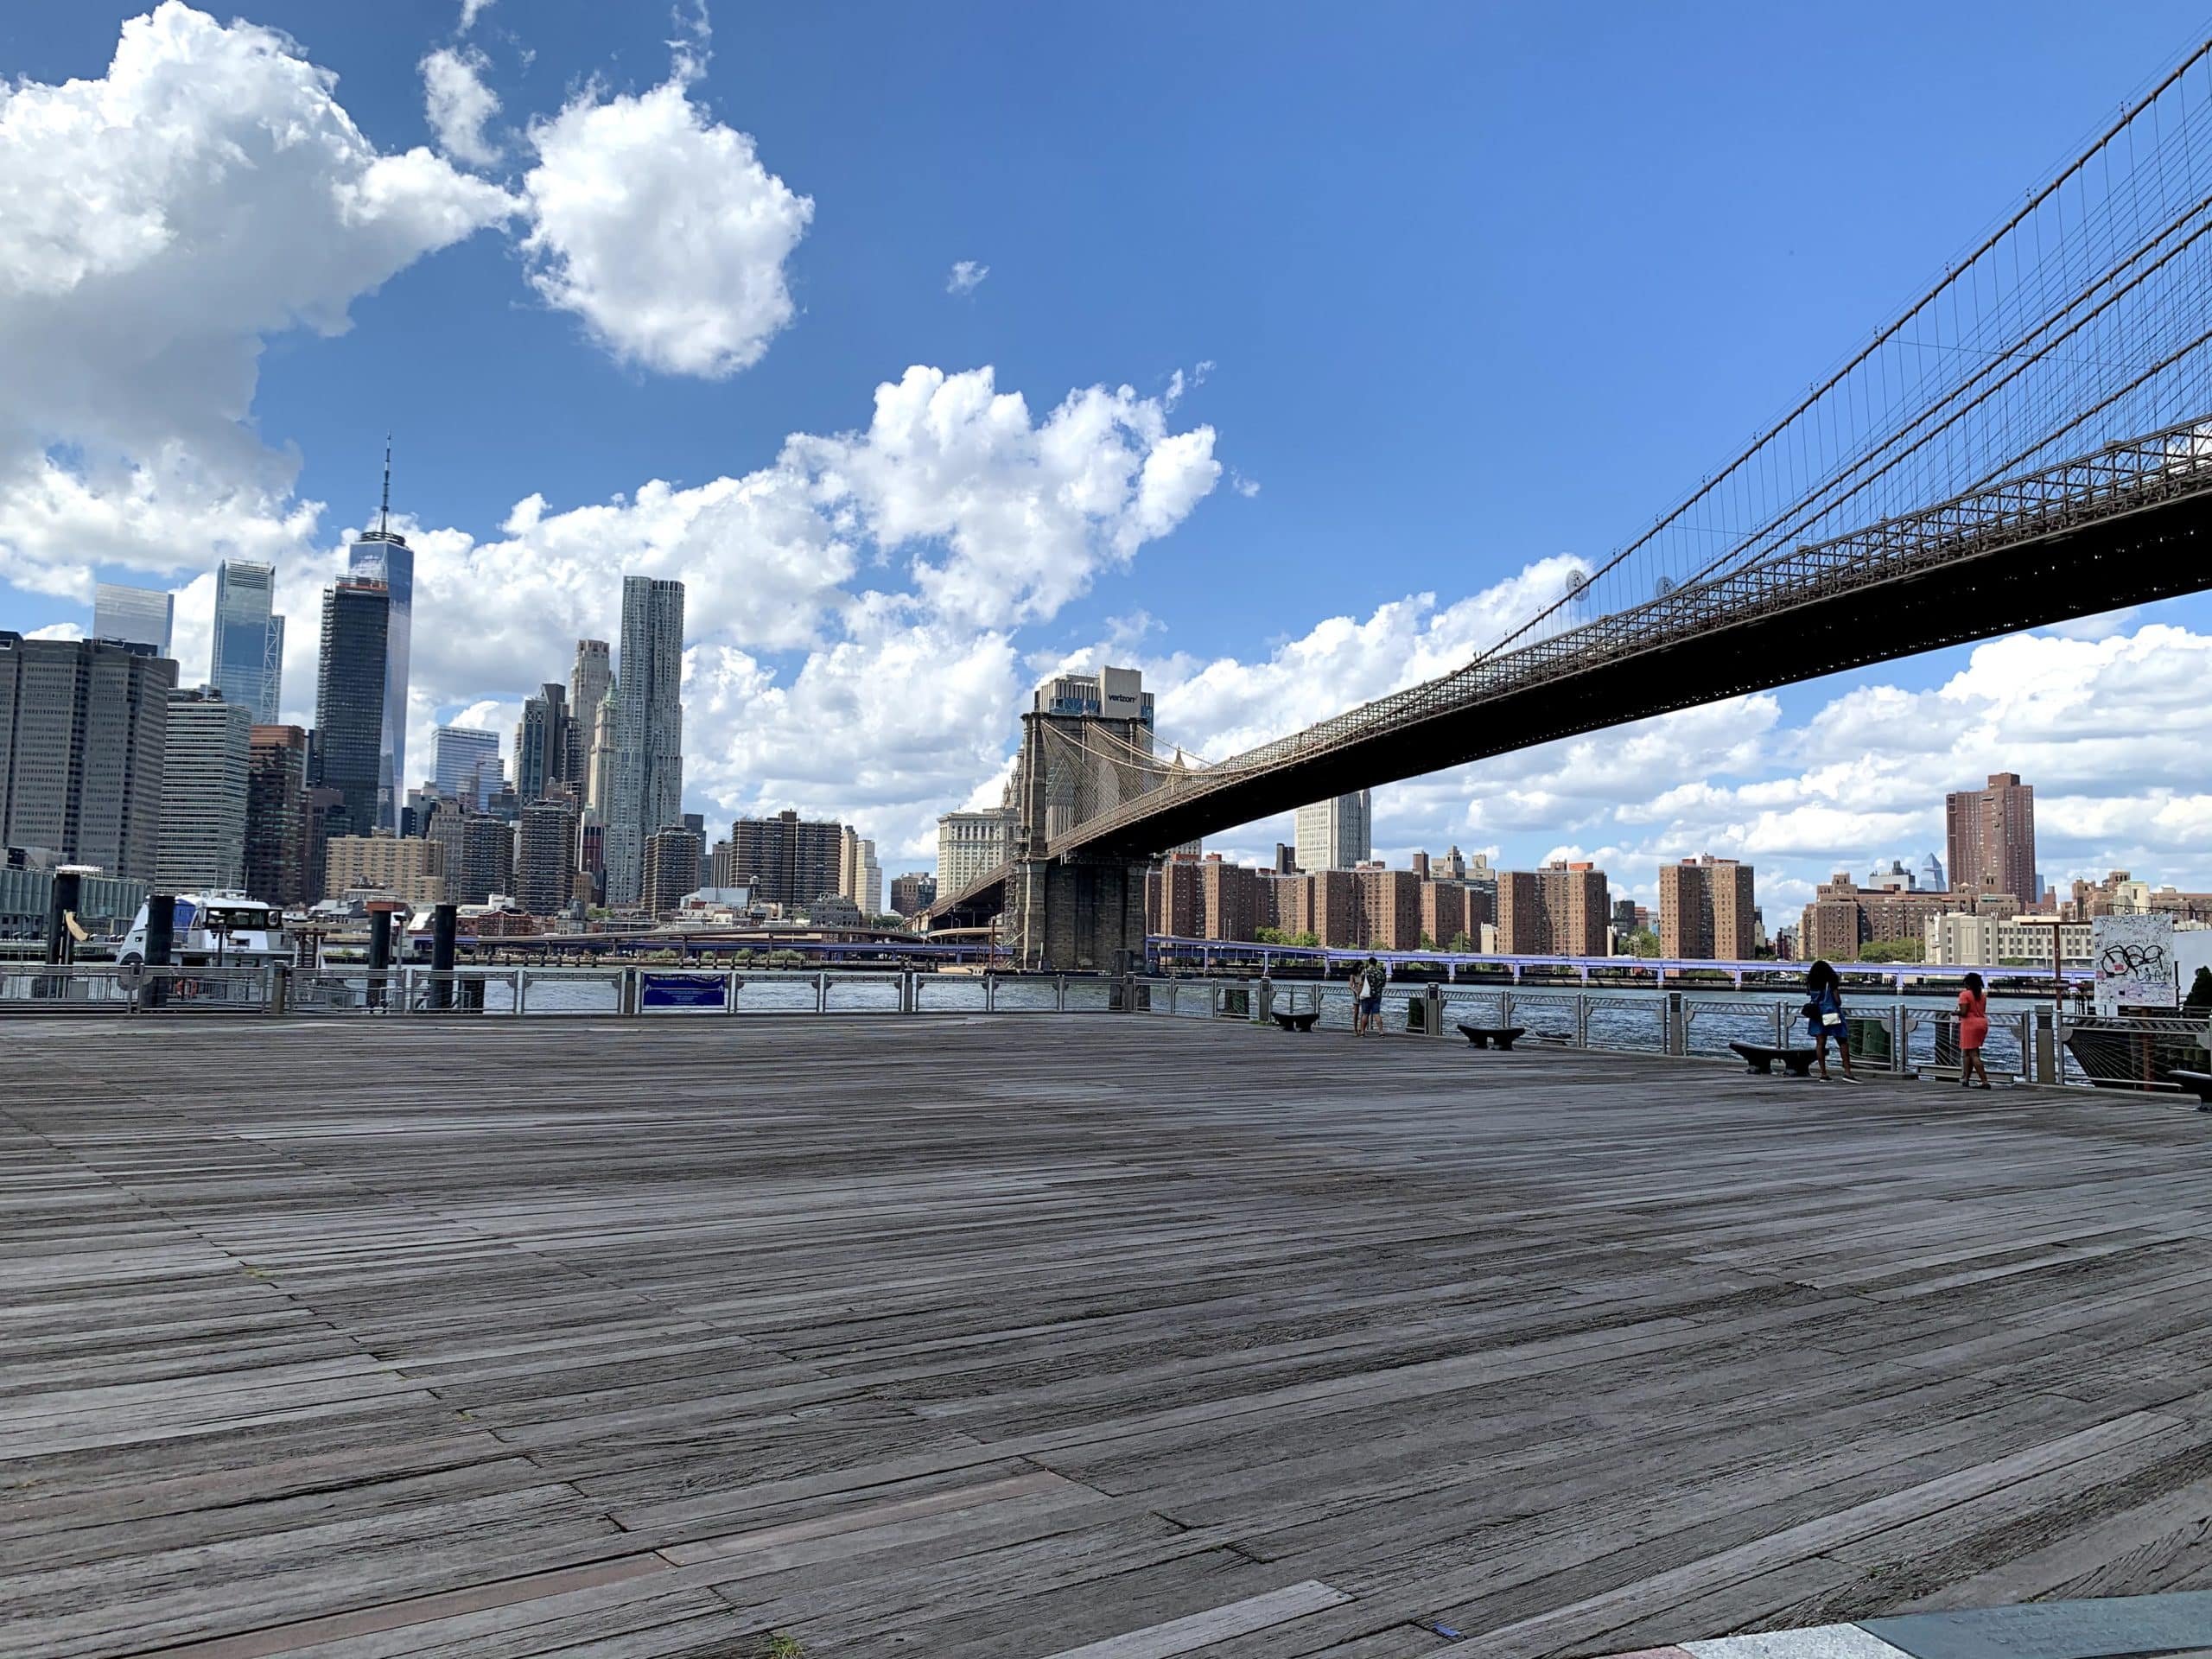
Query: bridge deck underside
927 483 2212 925
12 1018 2212 1656
1060 488 2212 861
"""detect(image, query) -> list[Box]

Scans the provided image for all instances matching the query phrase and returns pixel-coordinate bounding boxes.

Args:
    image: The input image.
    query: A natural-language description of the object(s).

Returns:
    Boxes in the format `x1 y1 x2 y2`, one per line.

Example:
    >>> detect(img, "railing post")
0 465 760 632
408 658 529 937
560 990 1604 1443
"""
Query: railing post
2033 1010 2055 1084
1168 980 1179 1017
816 970 827 1014
1665 991 1686 1057
514 968 528 1016
268 963 287 1018
985 971 997 1013
1057 974 1067 1012
1427 983 1444 1039
1574 990 1589 1048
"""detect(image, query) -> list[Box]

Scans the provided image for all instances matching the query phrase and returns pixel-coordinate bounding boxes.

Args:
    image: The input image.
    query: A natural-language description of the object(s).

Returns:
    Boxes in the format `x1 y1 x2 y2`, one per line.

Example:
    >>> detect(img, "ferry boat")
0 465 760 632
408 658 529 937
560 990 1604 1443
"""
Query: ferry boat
116 893 289 967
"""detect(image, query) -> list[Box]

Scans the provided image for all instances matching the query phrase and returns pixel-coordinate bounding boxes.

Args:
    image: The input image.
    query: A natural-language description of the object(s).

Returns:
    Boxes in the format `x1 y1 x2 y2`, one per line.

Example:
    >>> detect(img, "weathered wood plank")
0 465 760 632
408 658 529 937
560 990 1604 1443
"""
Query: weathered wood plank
7 1016 2212 1657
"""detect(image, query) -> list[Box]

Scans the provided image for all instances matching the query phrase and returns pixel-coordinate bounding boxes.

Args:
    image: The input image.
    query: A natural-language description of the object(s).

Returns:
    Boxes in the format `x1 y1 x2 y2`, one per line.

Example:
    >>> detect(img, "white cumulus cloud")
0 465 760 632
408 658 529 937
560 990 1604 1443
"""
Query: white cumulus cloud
421 46 500 168
792 365 1219 630
946 259 988 295
520 75 811 378
0 3 514 487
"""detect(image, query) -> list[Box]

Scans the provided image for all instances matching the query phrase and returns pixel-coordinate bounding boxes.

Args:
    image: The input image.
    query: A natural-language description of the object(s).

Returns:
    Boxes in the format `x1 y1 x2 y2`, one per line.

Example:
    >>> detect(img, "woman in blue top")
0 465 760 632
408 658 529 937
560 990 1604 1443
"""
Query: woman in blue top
1805 959 1855 1083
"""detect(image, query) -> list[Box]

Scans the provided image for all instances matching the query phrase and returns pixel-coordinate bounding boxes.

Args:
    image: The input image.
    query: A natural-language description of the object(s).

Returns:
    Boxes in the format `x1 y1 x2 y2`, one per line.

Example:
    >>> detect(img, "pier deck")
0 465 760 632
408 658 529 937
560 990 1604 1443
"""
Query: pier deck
9 1016 2212 1657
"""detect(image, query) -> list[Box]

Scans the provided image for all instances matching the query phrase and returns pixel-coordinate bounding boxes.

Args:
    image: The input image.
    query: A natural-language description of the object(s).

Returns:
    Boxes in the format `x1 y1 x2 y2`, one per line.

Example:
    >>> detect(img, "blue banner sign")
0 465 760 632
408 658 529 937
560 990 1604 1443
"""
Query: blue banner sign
640 971 727 1011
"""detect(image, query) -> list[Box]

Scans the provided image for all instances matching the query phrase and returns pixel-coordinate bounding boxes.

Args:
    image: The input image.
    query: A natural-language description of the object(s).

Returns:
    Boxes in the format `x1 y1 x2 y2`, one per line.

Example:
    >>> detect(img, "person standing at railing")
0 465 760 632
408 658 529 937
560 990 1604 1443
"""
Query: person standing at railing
1348 958 1370 1035
1804 959 1856 1083
1344 960 1380 1039
1957 971 1992 1090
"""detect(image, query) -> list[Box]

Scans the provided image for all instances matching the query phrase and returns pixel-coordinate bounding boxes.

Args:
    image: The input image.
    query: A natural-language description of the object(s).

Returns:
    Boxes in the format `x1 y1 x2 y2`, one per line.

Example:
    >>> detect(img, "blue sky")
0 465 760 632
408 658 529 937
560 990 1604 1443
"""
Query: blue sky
4 1 2211 917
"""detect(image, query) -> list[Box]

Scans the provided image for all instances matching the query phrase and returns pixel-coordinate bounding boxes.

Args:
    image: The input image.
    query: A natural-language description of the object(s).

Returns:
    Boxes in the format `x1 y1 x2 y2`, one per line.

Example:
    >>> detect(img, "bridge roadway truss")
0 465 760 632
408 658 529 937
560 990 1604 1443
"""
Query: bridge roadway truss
934 418 2212 956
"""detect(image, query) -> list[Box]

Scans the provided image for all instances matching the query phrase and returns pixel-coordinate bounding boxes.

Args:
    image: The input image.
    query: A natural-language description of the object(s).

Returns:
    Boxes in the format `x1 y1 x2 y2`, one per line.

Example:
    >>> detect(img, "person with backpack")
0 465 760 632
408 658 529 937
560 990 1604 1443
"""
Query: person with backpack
1957 970 1992 1090
1347 958 1370 1035
1804 959 1855 1082
1360 956 1387 1037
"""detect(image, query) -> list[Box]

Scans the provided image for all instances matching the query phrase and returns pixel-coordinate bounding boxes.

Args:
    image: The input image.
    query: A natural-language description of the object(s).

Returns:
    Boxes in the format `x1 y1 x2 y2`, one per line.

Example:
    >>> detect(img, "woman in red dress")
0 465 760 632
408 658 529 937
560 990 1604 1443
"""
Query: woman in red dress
1957 970 1991 1090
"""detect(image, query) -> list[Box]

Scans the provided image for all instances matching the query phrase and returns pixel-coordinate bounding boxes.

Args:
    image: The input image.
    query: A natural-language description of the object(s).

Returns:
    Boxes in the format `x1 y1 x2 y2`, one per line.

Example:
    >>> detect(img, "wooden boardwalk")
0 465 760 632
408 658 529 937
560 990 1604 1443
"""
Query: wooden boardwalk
7 1014 2212 1658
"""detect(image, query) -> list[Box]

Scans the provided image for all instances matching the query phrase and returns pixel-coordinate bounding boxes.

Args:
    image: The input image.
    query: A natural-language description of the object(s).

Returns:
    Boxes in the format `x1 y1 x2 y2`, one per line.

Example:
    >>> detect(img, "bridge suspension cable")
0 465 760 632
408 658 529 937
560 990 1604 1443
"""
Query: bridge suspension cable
1478 35 2212 657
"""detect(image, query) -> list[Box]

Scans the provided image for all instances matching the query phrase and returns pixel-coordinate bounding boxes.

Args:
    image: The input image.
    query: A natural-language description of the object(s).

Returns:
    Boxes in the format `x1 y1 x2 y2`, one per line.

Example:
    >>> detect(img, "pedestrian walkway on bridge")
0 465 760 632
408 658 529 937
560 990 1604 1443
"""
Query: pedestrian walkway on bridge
8 1019 2212 1656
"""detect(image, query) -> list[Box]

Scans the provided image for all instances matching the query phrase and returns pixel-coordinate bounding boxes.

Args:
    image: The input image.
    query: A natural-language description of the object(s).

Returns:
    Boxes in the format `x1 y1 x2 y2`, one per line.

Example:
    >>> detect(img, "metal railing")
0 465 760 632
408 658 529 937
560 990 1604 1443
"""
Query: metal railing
8 961 2204 1097
0 963 273 1014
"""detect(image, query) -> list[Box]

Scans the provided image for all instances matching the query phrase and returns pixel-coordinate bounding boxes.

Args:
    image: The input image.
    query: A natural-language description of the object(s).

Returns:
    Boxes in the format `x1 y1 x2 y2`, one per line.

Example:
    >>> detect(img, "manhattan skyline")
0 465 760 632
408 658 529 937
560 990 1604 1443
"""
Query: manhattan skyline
3 3 2210 917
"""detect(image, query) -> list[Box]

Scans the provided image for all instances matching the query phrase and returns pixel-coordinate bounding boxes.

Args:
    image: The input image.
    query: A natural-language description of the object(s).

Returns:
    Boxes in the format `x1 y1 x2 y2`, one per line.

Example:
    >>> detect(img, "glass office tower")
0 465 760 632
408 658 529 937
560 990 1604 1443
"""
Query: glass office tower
209 560 284 722
314 578 390 841
347 532 412 835
92 582 175 654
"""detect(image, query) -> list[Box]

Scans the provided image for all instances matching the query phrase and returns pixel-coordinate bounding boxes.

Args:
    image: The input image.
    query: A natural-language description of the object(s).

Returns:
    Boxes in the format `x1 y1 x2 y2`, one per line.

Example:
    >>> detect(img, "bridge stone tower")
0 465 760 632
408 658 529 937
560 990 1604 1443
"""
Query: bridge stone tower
1003 667 1161 971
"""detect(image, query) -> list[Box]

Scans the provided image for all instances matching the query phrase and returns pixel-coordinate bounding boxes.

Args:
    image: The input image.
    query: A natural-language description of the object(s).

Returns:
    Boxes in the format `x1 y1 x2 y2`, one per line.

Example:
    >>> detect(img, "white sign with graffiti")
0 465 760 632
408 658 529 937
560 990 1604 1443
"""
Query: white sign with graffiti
2093 913 2177 1014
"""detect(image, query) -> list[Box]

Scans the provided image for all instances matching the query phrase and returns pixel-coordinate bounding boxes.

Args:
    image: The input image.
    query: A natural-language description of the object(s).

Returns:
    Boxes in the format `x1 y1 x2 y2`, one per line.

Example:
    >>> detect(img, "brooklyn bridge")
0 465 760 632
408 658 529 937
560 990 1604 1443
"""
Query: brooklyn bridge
929 46 2212 969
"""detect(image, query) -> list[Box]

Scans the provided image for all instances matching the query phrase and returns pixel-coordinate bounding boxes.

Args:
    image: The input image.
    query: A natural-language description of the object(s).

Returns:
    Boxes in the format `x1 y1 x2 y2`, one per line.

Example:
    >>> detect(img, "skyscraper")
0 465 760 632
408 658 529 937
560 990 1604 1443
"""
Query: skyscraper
570 639 611 740
0 633 174 880
606 576 685 906
346 445 413 833
727 810 843 909
453 813 513 905
432 726 502 807
156 690 252 892
838 830 882 917
209 561 284 722
569 639 609 804
314 577 391 841
586 689 615 813
1945 772 2036 906
1294 791 1372 873
514 799 579 915
245 725 310 906
641 823 703 917
1497 861 1609 956
513 683 574 804
1658 855 1758 961
936 806 1014 893
92 582 174 654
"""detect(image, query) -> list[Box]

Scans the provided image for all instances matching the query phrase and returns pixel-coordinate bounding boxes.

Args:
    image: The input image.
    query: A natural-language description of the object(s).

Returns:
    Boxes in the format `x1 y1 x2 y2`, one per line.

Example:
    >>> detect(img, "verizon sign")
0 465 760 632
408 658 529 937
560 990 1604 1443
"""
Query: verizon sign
1100 666 1143 717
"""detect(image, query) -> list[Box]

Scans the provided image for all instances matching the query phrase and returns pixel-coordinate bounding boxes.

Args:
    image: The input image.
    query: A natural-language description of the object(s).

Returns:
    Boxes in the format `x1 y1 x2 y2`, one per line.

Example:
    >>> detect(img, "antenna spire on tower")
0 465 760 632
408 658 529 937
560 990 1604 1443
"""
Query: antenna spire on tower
378 435 392 537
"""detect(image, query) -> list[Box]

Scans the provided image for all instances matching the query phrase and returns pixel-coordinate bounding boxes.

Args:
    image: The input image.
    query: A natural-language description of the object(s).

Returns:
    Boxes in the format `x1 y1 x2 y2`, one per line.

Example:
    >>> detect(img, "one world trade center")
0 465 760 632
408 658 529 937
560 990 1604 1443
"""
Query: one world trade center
348 443 413 834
